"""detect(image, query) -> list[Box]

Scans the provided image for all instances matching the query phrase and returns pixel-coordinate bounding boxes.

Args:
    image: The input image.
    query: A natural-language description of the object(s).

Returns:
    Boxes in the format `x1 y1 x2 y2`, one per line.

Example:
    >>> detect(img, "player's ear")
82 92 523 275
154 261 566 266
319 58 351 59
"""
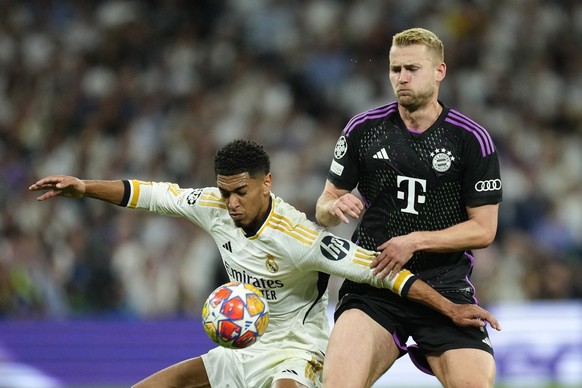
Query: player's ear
262 173 272 194
435 62 446 82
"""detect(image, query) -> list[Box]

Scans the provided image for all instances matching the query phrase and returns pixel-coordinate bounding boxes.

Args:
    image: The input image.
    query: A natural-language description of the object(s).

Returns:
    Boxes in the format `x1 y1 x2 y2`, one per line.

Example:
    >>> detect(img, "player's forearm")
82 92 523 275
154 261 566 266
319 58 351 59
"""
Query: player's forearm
405 279 457 317
315 192 341 227
409 222 494 252
82 180 126 205
313 237 417 297
409 205 498 251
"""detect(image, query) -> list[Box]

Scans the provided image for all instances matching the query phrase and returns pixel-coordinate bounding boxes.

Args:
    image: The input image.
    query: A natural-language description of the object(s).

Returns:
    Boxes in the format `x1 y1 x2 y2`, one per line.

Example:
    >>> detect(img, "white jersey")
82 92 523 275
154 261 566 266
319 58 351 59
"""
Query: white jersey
121 180 417 387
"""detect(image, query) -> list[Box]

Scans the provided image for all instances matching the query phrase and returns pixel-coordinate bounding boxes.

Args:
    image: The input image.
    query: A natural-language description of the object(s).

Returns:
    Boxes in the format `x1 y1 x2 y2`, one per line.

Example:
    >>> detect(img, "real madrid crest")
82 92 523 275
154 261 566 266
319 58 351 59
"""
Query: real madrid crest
431 148 455 172
265 255 279 273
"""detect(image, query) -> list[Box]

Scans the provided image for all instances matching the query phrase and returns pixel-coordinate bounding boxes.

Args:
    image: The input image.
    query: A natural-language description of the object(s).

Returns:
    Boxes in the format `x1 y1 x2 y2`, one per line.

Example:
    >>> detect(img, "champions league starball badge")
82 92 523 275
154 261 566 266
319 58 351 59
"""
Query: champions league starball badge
334 136 348 159
431 148 454 172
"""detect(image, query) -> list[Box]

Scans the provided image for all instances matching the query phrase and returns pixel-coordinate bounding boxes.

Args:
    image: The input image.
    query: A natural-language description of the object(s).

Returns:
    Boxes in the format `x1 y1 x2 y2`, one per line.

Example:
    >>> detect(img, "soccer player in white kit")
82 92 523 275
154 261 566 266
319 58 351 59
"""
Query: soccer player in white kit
29 139 499 388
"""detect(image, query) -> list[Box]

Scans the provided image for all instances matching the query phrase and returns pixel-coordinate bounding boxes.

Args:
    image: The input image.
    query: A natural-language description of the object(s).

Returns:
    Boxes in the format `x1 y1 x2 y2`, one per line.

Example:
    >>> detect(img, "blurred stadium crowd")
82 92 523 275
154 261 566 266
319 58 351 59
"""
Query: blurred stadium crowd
1 0 581 319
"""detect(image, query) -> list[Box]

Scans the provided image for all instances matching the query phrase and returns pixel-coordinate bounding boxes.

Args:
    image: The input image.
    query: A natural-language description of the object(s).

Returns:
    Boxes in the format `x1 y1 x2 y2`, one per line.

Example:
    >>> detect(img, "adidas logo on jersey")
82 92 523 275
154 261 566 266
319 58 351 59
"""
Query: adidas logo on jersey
222 241 232 252
373 148 389 160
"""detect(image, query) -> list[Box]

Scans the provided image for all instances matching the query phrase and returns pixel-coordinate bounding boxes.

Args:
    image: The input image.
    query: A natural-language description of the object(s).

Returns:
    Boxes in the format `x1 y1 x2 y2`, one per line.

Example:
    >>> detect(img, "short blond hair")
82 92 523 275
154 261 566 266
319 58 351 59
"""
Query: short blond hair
392 28 444 62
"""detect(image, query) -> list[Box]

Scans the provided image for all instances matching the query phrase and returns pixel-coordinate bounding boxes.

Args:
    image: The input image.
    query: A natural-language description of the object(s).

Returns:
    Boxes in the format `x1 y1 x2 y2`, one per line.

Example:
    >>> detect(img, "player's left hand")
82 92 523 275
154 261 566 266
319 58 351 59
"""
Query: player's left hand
448 304 501 331
372 235 415 279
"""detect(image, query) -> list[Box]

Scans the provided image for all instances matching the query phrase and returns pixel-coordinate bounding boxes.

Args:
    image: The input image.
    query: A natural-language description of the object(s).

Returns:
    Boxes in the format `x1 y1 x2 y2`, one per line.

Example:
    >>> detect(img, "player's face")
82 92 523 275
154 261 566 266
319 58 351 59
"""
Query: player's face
389 44 445 111
217 172 272 229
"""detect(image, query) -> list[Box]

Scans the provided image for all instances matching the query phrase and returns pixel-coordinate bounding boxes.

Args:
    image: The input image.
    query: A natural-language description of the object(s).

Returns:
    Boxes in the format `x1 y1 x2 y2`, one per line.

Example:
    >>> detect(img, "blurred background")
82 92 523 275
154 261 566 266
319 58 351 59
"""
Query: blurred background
0 0 581 387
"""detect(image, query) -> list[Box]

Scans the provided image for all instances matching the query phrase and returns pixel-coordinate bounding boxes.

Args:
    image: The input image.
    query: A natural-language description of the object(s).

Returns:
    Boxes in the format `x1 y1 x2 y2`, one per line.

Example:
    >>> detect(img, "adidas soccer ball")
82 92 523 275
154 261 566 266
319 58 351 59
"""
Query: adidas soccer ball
202 281 269 349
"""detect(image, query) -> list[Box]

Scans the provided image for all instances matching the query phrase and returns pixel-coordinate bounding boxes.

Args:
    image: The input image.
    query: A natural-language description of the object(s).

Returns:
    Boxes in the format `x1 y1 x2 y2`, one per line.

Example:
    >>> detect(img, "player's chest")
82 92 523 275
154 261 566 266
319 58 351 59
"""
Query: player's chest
216 235 312 303
215 232 295 278
361 126 463 183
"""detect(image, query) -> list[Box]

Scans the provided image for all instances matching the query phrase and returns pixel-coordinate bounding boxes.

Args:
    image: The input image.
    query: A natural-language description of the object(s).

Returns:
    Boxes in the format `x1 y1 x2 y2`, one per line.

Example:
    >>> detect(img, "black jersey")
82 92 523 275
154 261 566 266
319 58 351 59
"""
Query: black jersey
327 101 502 293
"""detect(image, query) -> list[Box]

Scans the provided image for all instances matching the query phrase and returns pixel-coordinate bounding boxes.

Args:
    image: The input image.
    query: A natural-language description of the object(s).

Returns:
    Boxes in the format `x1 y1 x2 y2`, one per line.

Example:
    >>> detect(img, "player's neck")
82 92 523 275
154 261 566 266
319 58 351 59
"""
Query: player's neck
242 196 272 237
399 101 442 132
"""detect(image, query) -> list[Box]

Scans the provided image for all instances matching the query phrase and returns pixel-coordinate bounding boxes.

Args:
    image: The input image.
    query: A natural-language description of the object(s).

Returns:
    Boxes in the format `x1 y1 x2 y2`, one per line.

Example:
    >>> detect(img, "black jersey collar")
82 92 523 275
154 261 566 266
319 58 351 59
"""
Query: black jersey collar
241 196 273 238
394 101 449 136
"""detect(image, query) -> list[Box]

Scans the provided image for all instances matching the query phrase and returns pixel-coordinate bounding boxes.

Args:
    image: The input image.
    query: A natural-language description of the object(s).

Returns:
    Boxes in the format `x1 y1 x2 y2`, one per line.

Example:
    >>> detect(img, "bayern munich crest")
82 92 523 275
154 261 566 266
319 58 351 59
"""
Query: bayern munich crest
431 148 454 172
334 136 348 159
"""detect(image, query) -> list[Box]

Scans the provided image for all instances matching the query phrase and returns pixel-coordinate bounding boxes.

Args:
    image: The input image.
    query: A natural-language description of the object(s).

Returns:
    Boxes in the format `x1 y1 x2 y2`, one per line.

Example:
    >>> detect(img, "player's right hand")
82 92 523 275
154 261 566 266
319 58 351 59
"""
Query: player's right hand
29 175 85 201
332 193 364 224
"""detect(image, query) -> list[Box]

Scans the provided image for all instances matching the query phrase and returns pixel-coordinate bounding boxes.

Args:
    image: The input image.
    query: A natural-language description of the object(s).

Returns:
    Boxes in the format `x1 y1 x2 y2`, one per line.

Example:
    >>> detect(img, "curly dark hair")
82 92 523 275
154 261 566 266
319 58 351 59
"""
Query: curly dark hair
214 139 271 177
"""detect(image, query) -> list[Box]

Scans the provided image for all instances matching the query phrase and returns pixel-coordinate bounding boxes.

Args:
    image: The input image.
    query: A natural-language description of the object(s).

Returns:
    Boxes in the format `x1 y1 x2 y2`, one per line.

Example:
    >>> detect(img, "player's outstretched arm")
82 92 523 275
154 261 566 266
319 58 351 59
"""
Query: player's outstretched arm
29 176 125 205
406 279 501 331
308 231 499 330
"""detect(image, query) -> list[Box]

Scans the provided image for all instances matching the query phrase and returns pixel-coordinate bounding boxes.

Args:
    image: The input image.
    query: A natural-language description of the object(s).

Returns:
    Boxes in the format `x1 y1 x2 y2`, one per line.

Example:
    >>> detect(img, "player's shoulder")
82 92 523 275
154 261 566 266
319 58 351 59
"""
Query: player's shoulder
270 195 314 227
442 106 487 130
180 186 227 209
442 106 497 155
342 101 399 138
265 195 322 244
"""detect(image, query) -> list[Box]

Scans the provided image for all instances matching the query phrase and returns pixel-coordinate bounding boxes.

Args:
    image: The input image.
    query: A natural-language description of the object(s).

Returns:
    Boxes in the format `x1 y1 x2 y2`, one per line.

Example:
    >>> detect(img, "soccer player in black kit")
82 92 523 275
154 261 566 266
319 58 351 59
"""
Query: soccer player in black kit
316 28 503 387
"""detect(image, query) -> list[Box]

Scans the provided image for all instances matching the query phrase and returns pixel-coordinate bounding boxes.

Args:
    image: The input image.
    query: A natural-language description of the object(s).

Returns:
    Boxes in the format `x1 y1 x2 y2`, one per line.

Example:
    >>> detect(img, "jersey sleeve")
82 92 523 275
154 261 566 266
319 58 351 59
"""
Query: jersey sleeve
295 229 418 298
326 132 360 191
119 179 224 232
459 124 503 207
327 104 397 191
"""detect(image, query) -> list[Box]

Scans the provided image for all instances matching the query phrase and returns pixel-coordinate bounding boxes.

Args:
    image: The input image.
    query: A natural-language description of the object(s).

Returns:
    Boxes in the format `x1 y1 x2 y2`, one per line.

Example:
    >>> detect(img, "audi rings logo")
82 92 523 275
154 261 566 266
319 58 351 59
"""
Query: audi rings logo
475 179 502 192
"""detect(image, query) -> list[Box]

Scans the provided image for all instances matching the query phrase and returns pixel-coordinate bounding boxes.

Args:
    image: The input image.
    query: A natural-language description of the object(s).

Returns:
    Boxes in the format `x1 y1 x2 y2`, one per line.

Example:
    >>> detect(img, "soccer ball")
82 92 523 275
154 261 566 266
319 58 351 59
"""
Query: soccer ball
202 281 269 349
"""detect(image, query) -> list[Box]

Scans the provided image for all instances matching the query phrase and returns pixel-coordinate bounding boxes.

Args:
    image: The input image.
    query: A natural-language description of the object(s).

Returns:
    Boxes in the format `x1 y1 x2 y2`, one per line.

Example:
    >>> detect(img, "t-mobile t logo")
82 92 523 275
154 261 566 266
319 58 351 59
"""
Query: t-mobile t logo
396 176 426 214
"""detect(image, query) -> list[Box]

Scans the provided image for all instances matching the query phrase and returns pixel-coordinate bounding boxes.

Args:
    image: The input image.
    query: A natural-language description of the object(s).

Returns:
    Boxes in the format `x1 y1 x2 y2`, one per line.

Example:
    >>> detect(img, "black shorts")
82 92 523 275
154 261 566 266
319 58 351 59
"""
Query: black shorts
334 286 494 376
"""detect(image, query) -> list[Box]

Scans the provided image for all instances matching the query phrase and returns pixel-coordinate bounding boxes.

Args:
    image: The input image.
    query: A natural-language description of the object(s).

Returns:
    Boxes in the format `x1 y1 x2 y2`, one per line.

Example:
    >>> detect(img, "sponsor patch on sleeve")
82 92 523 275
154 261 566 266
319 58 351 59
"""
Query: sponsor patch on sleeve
330 160 344 176
320 235 350 261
